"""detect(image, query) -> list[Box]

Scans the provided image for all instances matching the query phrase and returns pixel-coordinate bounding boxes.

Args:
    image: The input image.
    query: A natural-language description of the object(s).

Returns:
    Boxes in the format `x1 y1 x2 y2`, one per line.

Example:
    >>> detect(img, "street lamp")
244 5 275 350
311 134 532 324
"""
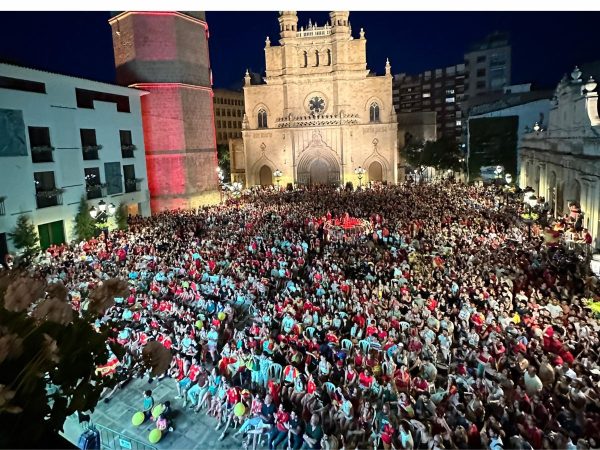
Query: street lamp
273 169 283 189
89 200 117 236
354 166 366 189
494 165 503 180
217 167 226 203
503 173 513 205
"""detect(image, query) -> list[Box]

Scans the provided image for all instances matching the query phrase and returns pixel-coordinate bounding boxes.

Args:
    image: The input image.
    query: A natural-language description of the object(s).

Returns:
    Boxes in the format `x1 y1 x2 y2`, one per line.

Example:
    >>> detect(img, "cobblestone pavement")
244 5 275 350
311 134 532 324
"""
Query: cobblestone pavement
62 376 259 450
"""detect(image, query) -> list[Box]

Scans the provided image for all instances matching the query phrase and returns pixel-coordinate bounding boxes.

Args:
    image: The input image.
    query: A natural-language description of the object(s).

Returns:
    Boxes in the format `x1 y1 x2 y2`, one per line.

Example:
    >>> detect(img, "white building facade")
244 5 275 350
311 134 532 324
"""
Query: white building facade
0 63 150 258
519 65 600 249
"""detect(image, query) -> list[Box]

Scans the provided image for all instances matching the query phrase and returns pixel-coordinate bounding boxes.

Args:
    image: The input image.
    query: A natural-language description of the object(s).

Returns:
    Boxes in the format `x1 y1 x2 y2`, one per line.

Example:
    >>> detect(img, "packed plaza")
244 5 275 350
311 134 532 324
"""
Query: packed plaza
23 180 600 450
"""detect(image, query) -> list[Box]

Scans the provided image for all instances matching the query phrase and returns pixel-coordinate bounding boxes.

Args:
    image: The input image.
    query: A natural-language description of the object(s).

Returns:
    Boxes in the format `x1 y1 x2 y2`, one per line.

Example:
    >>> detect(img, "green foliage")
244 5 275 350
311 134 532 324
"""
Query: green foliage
0 272 121 448
403 137 463 172
115 203 128 231
402 139 426 169
8 215 40 262
73 196 96 242
217 144 231 180
468 116 518 179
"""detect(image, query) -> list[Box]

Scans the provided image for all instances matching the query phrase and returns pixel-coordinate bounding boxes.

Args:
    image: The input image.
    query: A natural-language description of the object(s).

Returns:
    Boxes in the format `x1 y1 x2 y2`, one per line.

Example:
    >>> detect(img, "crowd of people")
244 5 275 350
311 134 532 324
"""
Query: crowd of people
33 181 600 450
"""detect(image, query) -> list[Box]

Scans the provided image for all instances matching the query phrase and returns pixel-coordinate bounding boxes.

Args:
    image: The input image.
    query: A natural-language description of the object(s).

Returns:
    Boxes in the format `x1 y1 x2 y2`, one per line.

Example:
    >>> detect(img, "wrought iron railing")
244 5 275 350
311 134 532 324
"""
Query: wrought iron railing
35 189 63 209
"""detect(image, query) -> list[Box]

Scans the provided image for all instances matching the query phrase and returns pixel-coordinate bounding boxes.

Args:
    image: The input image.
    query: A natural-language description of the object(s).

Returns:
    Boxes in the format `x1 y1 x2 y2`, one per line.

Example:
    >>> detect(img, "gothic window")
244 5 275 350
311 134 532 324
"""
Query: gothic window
369 102 380 123
327 49 332 66
302 51 308 68
314 50 319 67
258 109 268 129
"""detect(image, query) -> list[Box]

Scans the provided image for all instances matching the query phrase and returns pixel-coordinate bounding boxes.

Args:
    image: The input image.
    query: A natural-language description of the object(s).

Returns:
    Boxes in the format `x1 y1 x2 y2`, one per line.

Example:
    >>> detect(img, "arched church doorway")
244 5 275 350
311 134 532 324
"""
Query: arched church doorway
259 165 273 186
310 158 330 185
368 161 383 182
297 156 341 186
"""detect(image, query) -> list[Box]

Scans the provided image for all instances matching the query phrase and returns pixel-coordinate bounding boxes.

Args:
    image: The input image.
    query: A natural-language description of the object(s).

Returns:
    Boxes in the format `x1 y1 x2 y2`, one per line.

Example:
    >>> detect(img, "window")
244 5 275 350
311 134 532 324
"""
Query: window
476 55 486 63
314 50 319 67
123 164 138 193
476 80 486 89
80 129 100 160
445 97 455 103
327 49 332 66
216 109 220 116
75 88 130 113
120 130 135 158
216 120 221 128
0 75 46 94
369 103 380 123
456 120 462 126
85 167 103 200
445 89 455 95
422 92 431 98
228 121 232 128
302 51 308 68
258 109 268 128
34 171 61 208
28 126 53 163
476 68 486 77
104 162 122 195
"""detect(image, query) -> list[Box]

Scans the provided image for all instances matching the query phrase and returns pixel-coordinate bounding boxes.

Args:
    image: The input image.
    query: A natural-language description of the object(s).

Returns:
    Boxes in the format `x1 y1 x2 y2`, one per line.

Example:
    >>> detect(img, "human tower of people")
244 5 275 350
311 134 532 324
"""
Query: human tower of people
37 182 600 450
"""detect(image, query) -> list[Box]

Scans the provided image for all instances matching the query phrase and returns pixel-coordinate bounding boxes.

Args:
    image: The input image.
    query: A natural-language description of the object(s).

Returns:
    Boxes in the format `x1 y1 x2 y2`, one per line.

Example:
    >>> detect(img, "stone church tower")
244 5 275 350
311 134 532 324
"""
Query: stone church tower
109 11 219 211
233 11 397 187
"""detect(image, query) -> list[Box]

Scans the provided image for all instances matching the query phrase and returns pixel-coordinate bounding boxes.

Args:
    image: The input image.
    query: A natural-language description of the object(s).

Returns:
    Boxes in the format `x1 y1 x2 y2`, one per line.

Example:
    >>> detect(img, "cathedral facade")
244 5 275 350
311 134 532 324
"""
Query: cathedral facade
233 11 398 187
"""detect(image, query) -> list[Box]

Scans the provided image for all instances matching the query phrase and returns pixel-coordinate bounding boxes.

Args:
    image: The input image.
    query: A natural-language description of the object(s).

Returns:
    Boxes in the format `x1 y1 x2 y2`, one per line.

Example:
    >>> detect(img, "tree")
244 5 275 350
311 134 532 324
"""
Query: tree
8 215 40 263
73 196 96 242
114 202 128 231
0 273 171 448
403 137 463 172
217 144 231 181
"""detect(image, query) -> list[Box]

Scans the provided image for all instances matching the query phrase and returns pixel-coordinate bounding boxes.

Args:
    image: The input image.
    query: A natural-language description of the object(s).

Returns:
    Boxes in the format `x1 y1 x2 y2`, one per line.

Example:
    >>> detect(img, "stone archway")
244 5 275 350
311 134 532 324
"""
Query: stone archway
296 132 341 186
368 161 383 182
259 165 273 186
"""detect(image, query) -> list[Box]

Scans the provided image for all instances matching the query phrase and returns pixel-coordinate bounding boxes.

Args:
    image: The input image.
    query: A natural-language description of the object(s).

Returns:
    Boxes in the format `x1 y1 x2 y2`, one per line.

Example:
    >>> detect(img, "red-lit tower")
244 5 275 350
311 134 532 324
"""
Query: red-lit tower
109 11 218 212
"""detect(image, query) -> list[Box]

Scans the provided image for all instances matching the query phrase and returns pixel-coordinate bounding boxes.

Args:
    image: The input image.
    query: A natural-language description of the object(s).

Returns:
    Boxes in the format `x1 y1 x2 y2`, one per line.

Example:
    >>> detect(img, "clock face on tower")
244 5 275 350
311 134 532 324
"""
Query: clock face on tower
308 96 326 114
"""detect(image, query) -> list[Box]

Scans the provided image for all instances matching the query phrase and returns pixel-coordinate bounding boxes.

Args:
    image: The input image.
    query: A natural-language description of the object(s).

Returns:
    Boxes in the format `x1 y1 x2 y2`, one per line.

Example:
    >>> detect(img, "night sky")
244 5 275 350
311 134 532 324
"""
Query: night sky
0 11 599 91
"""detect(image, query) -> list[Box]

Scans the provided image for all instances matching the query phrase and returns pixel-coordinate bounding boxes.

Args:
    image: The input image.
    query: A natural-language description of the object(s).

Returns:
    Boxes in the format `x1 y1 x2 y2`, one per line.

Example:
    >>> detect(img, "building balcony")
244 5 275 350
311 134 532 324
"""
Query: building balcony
124 178 143 193
82 145 102 161
121 144 136 159
31 146 55 163
35 189 64 209
86 184 105 200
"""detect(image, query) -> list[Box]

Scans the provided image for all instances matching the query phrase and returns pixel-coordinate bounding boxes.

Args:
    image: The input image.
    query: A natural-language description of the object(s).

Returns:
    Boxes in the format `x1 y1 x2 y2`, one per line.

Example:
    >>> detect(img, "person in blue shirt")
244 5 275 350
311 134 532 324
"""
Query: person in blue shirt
142 390 154 420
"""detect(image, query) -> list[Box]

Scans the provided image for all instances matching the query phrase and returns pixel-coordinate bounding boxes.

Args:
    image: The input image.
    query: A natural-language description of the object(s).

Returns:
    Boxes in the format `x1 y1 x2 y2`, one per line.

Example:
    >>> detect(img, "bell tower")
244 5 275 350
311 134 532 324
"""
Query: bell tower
109 11 219 212
278 11 298 41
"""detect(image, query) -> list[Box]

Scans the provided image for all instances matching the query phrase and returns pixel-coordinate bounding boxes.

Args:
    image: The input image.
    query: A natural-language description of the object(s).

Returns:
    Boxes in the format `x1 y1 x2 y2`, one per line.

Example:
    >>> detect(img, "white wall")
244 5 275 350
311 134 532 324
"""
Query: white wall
0 64 150 253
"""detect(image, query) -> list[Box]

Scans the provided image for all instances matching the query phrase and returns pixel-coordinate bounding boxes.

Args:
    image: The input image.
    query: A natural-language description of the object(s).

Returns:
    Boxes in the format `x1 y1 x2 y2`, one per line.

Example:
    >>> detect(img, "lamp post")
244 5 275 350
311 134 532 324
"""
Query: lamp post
504 173 512 205
217 167 225 203
523 192 537 241
273 169 283 189
89 199 117 237
494 165 503 181
354 166 366 189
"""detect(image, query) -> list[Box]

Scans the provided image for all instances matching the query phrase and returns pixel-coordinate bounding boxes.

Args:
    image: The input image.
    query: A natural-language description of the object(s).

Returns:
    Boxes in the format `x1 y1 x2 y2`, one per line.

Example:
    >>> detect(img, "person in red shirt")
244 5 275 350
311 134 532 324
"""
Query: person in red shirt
268 404 290 449
359 368 374 390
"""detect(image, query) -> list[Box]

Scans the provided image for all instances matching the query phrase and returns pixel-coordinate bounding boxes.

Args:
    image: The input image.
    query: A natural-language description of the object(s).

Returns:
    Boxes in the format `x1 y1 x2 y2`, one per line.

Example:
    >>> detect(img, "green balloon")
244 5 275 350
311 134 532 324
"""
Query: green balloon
149 428 162 444
132 411 144 426
234 402 246 417
152 404 165 418
195 320 203 329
